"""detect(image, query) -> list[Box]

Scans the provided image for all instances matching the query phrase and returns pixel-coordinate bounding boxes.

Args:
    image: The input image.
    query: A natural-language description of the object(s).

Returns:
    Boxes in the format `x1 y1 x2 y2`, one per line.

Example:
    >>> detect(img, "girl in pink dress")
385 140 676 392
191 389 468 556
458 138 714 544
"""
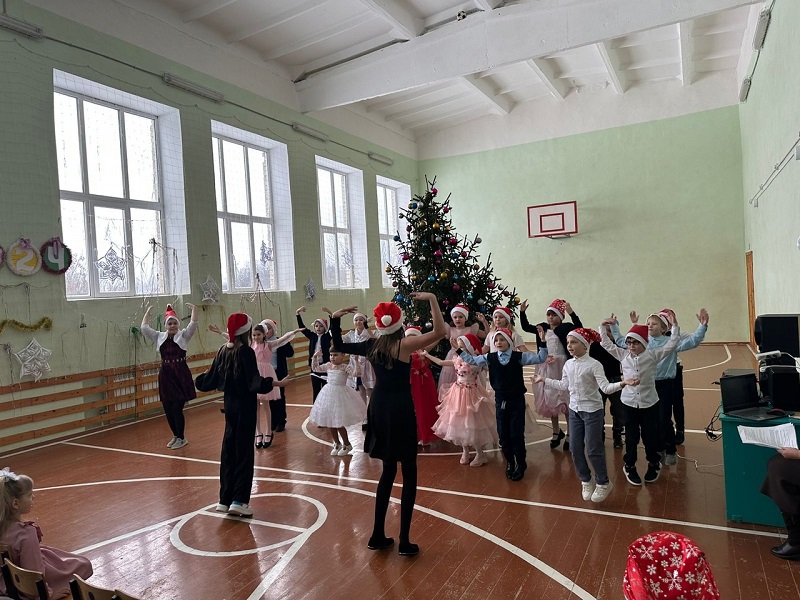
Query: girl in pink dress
406 326 440 445
0 468 93 600
437 305 485 391
426 334 498 466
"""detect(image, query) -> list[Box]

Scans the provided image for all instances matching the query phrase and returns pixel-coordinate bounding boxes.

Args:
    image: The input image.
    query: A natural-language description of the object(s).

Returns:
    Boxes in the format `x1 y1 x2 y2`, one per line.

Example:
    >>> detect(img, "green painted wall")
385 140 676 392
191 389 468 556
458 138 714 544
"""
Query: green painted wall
739 0 800 316
419 107 747 341
0 3 417 389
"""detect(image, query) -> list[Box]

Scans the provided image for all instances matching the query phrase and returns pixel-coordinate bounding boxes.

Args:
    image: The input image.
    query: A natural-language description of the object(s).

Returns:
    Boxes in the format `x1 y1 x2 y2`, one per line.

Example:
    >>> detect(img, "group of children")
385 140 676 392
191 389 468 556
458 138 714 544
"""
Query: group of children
297 297 708 506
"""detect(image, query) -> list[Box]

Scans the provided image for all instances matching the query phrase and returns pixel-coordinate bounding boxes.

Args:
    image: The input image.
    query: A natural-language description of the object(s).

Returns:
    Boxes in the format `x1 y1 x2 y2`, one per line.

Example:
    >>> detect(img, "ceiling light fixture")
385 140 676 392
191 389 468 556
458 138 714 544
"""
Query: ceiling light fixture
752 8 772 51
738 77 752 103
291 122 329 142
162 73 225 103
368 151 394 166
0 14 44 39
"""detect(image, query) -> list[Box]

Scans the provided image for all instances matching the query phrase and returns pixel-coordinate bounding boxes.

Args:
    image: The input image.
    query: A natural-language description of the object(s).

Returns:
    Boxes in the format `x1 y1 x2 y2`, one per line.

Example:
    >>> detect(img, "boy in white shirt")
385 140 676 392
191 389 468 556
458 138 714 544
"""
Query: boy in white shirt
534 328 633 502
600 312 680 486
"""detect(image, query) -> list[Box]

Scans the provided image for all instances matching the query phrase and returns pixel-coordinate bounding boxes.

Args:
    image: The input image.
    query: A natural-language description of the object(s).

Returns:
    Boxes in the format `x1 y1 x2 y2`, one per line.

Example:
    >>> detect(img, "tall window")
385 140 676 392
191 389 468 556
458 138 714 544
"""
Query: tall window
53 71 188 299
211 121 295 292
376 176 411 287
315 157 368 289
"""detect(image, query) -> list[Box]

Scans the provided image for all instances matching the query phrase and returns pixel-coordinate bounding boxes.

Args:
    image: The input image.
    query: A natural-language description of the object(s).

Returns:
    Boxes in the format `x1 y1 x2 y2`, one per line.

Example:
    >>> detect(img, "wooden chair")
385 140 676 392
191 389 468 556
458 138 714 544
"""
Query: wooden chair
69 574 116 600
2 557 48 600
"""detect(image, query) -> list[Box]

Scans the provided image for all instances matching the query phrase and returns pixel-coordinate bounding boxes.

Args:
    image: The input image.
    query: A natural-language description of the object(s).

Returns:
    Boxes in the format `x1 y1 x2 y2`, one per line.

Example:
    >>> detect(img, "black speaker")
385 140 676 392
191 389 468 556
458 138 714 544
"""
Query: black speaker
754 314 800 356
765 366 800 411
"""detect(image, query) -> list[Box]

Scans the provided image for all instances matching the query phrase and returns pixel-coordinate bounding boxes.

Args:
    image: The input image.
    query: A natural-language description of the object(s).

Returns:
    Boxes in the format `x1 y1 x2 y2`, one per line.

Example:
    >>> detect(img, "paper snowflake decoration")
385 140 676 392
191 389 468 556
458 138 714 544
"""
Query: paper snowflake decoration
199 275 221 303
304 278 317 301
96 247 127 283
13 338 52 382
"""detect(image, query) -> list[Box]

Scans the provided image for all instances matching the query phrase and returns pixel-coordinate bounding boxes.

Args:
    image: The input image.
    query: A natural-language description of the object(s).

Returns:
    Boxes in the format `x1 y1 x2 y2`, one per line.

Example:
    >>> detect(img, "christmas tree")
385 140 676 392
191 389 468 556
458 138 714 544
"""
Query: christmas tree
384 177 520 331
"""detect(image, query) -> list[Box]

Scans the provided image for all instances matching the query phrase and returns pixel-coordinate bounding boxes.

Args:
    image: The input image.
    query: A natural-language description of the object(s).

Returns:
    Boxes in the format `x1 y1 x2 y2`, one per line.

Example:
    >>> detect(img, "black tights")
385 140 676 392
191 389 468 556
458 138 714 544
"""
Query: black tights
372 458 417 543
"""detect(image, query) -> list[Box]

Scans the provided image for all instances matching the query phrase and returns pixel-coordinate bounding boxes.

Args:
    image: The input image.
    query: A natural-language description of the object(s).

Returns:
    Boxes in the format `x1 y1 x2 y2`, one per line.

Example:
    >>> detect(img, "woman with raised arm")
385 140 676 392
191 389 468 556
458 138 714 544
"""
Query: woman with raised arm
329 293 446 557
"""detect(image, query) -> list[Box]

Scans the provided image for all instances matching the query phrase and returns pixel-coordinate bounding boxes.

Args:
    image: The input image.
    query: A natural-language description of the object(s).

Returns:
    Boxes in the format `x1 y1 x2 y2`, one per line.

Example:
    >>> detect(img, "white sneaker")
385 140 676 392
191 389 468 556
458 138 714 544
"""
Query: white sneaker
171 438 188 449
330 443 341 456
338 444 353 456
581 481 596 501
591 482 613 503
167 436 178 448
228 503 253 517
215 503 229 513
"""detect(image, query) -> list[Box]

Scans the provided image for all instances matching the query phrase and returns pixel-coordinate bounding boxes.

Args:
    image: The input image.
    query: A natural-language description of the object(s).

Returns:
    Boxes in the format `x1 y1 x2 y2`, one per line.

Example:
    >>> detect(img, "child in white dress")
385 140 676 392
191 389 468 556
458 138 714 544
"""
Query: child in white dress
309 345 367 456
426 334 497 467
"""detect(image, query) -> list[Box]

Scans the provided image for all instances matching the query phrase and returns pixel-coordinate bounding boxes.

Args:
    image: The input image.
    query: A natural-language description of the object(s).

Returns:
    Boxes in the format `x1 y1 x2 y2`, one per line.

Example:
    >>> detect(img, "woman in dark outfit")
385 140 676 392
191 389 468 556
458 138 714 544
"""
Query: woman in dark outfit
196 313 286 517
141 303 198 449
329 292 445 556
762 447 800 560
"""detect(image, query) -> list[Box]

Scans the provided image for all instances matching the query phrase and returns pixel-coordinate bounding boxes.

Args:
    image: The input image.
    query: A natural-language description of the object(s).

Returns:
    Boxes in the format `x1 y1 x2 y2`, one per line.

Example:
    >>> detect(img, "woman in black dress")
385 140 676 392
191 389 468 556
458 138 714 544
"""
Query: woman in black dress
141 303 198 449
329 292 445 556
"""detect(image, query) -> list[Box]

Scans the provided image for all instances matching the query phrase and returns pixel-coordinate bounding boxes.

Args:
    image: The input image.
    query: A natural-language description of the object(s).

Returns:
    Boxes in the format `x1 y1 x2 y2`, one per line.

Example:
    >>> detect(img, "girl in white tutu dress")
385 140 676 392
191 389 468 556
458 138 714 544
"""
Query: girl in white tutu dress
425 334 498 467
309 345 367 456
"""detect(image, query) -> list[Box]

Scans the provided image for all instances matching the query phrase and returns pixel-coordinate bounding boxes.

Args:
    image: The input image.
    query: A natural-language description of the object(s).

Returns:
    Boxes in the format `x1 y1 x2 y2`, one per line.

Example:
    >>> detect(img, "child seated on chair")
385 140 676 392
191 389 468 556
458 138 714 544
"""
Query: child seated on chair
0 467 93 600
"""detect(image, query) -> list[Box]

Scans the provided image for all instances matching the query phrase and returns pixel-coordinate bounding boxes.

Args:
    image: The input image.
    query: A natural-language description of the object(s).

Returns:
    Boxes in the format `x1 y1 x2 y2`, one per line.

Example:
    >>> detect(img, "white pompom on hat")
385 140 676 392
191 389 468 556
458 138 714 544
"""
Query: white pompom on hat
450 304 469 319
226 313 253 348
164 304 179 326
373 302 403 336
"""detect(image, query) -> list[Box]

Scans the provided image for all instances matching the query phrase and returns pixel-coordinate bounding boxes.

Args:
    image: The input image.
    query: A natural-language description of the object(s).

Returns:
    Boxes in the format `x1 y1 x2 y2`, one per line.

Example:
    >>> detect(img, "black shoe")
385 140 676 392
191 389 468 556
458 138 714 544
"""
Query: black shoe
623 464 642 486
549 429 565 449
255 434 263 449
506 461 515 479
367 536 394 550
262 434 273 449
274 425 285 433
675 430 685 445
613 436 623 449
770 540 800 560
644 463 661 483
398 541 419 556
510 462 527 481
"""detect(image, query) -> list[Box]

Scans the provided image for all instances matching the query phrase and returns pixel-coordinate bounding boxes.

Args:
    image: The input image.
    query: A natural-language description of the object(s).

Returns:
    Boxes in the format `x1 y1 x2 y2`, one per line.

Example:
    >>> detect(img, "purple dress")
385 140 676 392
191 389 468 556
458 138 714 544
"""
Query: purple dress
0 521 92 600
158 337 197 406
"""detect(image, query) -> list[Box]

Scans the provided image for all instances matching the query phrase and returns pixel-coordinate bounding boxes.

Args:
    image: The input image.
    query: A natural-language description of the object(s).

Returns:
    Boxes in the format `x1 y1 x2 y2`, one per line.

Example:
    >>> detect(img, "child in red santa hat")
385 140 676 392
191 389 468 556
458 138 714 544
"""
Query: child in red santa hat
141 302 199 450
601 313 680 486
328 293 446 556
426 333 497 467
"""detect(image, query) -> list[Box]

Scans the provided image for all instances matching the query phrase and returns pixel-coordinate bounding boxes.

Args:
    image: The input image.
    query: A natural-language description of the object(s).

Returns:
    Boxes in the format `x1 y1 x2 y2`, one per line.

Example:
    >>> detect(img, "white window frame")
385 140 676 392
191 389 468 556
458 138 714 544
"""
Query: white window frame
54 70 189 299
376 176 411 287
315 157 368 290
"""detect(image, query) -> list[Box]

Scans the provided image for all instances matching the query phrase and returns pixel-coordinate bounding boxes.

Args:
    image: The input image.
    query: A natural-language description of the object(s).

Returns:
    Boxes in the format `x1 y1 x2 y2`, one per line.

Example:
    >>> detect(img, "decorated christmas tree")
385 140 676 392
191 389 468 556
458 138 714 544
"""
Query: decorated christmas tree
384 177 520 331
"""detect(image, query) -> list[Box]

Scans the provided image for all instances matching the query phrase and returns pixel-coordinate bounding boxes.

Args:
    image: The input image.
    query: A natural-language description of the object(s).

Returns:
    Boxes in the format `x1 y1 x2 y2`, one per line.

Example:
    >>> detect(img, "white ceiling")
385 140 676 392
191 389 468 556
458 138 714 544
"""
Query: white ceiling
109 0 762 137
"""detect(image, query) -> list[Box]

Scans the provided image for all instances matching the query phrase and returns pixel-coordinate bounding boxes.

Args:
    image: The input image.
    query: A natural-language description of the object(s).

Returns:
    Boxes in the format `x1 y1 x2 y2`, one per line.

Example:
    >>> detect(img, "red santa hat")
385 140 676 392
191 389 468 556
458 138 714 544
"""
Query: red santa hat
458 333 483 355
312 318 329 333
374 302 403 336
164 304 179 326
259 319 278 336
404 325 422 337
568 327 601 349
492 328 514 348
623 532 720 600
547 299 567 320
492 306 512 324
626 324 649 347
226 313 253 348
450 304 469 319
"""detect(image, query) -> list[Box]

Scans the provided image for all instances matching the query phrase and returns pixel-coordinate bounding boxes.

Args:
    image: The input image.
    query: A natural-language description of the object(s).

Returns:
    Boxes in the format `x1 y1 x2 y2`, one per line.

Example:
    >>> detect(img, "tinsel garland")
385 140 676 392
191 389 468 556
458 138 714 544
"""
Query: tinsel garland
0 317 53 336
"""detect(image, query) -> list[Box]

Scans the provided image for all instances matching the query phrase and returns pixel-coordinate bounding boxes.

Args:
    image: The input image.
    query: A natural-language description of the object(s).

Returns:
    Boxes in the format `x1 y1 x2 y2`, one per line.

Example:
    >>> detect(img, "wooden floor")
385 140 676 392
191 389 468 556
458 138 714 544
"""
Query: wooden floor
6 344 800 599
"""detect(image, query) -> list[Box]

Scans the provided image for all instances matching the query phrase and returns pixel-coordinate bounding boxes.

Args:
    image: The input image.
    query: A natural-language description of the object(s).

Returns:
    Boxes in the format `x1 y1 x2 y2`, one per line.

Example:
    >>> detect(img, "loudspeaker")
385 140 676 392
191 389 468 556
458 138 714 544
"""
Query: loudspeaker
754 314 800 356
765 366 800 411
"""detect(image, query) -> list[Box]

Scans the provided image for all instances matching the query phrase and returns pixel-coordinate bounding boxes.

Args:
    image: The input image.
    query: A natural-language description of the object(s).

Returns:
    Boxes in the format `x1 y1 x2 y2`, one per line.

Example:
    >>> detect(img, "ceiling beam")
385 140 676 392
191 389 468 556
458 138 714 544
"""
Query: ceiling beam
595 41 628 94
297 0 761 112
226 0 323 43
461 74 512 114
181 0 239 23
357 0 423 39
263 13 374 61
678 21 695 86
526 58 570 100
